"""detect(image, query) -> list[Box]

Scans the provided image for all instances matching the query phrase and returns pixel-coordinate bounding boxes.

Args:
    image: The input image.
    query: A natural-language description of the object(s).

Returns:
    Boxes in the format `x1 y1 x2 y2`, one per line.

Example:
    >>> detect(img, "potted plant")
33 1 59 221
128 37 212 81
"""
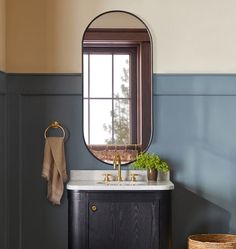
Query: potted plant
132 152 169 181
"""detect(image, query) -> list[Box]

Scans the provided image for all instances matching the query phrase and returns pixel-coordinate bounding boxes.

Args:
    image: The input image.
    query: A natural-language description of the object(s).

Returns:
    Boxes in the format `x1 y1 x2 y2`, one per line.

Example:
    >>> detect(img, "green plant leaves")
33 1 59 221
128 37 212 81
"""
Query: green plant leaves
132 152 169 172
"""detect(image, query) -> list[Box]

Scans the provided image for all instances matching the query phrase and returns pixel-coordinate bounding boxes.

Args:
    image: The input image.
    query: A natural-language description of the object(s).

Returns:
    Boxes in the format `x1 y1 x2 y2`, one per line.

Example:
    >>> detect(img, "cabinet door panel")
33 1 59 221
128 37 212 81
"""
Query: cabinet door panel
117 201 159 249
88 200 159 249
88 201 117 249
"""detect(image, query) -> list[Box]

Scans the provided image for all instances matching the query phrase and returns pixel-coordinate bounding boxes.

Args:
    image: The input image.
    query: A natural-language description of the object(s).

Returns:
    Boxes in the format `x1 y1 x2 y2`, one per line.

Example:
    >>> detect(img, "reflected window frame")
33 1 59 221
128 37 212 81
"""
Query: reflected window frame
83 46 138 145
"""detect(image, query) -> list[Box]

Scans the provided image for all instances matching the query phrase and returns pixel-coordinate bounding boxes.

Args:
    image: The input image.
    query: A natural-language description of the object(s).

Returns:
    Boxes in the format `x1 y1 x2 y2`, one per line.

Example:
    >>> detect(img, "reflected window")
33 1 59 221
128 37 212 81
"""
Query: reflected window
83 47 137 145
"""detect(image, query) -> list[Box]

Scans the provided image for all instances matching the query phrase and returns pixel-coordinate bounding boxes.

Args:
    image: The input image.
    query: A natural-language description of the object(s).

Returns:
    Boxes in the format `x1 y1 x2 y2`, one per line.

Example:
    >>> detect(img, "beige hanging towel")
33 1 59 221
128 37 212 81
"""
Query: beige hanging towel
42 137 67 205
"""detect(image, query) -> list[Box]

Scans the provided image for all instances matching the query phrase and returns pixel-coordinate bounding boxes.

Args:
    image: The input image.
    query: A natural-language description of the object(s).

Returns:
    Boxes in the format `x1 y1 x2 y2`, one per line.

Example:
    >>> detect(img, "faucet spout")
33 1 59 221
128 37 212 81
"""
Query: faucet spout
113 153 122 182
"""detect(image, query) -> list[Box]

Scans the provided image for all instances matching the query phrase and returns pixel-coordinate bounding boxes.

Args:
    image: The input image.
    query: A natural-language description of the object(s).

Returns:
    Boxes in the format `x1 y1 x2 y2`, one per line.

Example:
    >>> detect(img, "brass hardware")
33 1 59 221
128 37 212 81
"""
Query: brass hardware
130 173 139 182
103 173 112 183
113 153 122 182
91 205 97 212
44 121 65 139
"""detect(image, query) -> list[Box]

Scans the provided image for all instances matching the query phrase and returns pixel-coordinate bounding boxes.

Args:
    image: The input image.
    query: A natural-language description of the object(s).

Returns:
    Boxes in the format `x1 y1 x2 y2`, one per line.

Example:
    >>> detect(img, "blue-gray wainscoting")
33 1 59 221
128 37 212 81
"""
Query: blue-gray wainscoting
0 71 7 249
1 73 236 249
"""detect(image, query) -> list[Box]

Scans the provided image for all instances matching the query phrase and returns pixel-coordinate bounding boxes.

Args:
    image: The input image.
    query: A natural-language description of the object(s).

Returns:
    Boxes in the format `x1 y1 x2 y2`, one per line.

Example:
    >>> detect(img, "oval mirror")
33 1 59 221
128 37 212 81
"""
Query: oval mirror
82 10 152 165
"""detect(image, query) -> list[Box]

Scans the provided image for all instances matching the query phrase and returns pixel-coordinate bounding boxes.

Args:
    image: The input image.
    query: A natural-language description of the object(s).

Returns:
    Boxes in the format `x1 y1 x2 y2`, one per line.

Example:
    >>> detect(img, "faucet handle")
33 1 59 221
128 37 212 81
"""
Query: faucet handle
130 173 139 182
103 173 112 183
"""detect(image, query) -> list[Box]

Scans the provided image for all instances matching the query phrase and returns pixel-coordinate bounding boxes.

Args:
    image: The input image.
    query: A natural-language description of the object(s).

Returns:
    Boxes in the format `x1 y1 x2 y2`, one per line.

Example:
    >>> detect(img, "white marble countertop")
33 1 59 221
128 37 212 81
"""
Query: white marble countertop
67 180 174 191
66 170 174 191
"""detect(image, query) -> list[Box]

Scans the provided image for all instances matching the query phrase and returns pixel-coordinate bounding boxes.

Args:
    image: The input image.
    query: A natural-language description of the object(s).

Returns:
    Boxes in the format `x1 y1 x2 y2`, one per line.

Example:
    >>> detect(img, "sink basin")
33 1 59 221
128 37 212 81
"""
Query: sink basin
97 181 147 186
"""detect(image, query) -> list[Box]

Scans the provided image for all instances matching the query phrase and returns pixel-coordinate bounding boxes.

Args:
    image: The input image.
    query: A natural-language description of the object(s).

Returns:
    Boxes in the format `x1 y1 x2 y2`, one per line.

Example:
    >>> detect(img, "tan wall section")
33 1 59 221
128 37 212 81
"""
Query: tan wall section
6 0 81 73
0 0 5 71
89 12 145 29
6 0 236 73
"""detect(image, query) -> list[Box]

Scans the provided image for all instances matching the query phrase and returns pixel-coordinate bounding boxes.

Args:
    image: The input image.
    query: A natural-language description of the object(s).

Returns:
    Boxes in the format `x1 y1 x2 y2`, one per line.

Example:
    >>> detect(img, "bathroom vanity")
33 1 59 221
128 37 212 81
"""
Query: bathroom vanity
68 10 173 249
67 170 174 249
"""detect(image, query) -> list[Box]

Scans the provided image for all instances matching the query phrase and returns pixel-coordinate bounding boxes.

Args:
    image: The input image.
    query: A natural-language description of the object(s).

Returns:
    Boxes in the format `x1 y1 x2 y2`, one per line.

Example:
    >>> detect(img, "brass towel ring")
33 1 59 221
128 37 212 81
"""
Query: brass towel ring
44 121 65 139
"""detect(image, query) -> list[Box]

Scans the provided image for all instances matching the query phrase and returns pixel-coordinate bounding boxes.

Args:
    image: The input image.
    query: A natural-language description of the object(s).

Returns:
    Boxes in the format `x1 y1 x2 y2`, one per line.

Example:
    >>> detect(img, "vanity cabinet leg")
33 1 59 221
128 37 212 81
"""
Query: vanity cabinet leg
68 191 87 249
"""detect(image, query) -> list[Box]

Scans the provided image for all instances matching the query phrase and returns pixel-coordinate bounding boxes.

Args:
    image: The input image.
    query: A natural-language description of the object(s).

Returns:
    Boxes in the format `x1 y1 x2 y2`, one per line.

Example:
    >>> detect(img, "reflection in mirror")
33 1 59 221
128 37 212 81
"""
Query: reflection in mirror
83 11 152 165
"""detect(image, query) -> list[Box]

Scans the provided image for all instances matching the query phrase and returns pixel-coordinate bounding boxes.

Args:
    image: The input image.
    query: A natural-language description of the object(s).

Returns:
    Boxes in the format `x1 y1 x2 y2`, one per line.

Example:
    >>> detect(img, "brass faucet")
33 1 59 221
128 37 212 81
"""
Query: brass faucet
113 153 122 182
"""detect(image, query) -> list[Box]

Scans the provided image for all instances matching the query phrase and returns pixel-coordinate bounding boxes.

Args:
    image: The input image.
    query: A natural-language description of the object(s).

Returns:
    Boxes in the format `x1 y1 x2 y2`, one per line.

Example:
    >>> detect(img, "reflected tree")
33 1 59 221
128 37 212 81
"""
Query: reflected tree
103 59 130 144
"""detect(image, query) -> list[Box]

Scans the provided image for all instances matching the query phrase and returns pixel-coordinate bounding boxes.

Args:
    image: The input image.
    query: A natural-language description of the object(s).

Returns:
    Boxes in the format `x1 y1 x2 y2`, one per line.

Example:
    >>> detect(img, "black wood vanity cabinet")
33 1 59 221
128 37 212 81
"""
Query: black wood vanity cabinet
68 190 171 249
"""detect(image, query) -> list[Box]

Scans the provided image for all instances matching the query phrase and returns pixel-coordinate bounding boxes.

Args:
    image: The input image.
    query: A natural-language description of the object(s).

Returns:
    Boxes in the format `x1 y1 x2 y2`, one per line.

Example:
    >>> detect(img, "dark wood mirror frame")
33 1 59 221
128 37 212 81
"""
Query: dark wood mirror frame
82 10 153 165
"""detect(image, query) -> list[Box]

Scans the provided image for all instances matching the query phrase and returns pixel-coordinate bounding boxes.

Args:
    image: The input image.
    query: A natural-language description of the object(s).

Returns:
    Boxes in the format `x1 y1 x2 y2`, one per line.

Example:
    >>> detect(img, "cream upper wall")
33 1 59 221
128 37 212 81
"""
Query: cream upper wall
0 0 5 71
5 0 236 73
